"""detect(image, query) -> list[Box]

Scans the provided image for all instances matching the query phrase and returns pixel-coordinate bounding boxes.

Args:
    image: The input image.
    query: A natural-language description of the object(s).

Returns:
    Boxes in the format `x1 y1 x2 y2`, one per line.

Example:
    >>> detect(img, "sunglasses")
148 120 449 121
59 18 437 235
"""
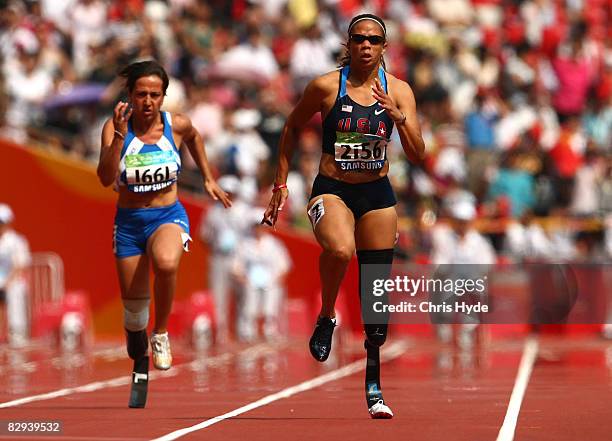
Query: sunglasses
350 34 385 45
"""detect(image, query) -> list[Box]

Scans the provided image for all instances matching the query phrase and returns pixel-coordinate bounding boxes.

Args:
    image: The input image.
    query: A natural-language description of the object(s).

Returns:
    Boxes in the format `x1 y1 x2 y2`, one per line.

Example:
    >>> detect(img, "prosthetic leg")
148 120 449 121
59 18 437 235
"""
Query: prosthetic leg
128 355 149 408
365 340 393 418
124 298 150 408
357 249 394 419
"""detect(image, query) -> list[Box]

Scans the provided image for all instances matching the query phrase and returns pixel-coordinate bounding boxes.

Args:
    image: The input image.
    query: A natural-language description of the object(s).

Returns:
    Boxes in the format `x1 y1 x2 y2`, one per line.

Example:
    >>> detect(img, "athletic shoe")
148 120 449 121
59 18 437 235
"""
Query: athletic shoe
126 329 148 360
309 316 336 362
150 332 172 370
368 399 393 419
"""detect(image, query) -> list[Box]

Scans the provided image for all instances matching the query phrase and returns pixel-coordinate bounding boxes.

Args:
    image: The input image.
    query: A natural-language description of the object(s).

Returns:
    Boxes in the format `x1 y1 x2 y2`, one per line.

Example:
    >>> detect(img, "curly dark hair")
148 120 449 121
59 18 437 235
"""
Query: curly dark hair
119 60 169 95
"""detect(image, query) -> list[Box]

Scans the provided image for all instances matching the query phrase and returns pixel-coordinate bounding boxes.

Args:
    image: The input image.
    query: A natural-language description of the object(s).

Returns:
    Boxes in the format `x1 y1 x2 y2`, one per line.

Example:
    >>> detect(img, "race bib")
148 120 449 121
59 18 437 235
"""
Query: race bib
125 151 178 192
334 132 388 171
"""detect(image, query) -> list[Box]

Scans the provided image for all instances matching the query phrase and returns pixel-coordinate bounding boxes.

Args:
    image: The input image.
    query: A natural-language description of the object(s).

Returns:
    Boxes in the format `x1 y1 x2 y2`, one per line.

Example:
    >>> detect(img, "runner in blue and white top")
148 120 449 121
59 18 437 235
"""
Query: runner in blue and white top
97 60 230 406
118 110 182 194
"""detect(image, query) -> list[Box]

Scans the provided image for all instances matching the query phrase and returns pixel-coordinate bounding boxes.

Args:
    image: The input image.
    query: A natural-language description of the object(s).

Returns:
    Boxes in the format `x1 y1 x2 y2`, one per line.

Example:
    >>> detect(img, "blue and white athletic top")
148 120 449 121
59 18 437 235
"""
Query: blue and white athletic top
118 111 181 193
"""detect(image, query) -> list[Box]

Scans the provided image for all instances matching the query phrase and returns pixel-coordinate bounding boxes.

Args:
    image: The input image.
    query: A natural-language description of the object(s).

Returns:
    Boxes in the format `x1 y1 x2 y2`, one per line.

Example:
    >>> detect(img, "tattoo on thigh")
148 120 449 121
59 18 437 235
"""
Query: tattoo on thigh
307 198 325 228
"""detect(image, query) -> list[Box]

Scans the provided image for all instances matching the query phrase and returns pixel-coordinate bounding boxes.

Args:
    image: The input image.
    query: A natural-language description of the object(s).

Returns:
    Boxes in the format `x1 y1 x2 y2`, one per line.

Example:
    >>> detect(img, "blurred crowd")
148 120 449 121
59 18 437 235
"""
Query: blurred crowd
1 0 611 263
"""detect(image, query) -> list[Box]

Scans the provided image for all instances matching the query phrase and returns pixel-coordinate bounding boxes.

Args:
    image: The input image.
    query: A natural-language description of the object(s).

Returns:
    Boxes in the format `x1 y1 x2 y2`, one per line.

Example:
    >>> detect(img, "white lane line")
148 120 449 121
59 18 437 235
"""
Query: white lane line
496 336 539 441
151 341 409 441
1 346 127 375
0 343 280 409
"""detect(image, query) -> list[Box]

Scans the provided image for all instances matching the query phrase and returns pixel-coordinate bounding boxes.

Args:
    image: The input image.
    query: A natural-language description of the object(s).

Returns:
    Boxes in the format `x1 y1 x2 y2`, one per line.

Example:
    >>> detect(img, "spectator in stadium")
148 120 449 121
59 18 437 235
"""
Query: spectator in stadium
199 175 252 344
430 196 496 349
0 203 31 348
4 44 54 143
232 213 291 342
97 60 230 371
262 13 425 419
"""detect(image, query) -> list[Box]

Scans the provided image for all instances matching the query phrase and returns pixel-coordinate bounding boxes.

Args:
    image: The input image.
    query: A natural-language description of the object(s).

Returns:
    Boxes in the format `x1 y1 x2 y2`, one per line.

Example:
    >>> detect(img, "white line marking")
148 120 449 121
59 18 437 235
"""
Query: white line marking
496 336 539 441
151 341 409 441
0 343 279 409
1 345 127 375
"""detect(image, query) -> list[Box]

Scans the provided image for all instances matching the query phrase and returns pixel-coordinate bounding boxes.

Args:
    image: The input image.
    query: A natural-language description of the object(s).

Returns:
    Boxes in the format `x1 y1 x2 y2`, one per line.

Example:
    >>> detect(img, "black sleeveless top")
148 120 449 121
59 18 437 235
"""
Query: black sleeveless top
321 66 395 172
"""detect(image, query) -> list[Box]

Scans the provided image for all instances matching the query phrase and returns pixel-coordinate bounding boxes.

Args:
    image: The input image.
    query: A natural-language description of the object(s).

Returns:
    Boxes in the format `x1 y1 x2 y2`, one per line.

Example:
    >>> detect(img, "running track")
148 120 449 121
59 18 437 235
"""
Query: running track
0 333 610 440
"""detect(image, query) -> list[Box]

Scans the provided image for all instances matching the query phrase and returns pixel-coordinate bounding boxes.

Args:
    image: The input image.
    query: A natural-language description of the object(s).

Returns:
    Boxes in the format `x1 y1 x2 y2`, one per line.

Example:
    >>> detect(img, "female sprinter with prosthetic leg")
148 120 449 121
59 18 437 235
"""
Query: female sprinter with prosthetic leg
263 14 425 418
98 60 231 408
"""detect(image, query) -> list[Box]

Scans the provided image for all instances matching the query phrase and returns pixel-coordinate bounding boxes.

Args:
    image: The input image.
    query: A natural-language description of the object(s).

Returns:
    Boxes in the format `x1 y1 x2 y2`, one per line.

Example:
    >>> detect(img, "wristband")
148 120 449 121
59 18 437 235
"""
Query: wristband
272 183 287 193
114 130 125 139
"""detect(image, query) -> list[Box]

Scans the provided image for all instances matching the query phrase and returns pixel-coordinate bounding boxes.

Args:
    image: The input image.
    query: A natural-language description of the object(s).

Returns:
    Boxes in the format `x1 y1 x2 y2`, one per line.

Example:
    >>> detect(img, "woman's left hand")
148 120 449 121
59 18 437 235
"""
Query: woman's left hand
204 180 232 208
372 78 404 123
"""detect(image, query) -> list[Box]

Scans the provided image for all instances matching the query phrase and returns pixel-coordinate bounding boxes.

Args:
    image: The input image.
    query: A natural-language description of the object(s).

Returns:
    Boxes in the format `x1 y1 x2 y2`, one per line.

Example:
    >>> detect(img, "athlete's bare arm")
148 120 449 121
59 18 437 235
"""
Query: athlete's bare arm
263 72 338 225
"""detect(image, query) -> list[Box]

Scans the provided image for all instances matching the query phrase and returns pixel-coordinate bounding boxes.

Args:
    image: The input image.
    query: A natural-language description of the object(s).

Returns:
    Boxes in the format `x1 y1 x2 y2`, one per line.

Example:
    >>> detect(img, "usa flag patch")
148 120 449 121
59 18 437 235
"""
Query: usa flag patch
341 105 353 113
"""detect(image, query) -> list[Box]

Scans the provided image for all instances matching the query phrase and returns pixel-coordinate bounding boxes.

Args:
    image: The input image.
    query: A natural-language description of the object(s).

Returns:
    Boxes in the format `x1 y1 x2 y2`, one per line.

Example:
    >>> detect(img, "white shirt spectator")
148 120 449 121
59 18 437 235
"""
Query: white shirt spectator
234 233 291 290
289 37 335 87
0 230 30 289
495 103 538 150
4 57 54 134
0 205 31 348
431 224 496 265
427 0 473 27
210 109 270 178
200 199 252 255
505 221 555 260
199 180 253 343
41 0 76 35
570 162 602 216
233 224 292 341
521 0 556 46
69 0 108 77
433 146 467 183
216 41 279 83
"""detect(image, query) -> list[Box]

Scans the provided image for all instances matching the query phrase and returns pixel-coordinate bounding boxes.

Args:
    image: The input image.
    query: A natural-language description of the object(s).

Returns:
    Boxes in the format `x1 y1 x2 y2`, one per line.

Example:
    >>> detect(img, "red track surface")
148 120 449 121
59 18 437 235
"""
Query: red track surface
0 334 610 441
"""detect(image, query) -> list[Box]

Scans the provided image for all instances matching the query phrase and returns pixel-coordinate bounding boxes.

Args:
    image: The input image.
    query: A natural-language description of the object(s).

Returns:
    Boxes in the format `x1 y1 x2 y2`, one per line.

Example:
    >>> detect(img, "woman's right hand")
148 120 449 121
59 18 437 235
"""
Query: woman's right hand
113 101 133 135
262 187 289 227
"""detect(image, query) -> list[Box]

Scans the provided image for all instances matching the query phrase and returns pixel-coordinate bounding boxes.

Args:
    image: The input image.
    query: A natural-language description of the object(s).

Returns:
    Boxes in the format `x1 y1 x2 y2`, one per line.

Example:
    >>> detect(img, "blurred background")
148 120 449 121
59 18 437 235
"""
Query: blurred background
0 0 610 349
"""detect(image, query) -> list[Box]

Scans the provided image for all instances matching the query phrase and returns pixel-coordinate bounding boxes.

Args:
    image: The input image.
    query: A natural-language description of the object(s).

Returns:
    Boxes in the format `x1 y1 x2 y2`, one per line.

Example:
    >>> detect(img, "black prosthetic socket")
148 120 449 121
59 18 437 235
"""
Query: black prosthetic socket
126 329 148 361
357 249 394 347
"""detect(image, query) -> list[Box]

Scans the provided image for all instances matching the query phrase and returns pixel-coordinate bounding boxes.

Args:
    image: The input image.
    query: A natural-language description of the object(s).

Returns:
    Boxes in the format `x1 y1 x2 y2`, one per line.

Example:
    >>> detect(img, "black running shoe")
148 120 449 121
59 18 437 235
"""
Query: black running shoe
309 316 336 362
126 329 148 361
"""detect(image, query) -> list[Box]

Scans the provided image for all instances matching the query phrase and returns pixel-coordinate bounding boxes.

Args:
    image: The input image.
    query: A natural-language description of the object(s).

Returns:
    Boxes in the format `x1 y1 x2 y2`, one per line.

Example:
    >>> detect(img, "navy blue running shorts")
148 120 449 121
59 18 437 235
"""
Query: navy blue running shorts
309 174 397 220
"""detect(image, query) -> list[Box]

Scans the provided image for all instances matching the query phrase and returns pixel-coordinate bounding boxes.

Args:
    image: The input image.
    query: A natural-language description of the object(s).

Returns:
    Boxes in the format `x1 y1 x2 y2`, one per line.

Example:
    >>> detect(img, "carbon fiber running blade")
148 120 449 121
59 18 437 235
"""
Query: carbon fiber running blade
128 356 149 408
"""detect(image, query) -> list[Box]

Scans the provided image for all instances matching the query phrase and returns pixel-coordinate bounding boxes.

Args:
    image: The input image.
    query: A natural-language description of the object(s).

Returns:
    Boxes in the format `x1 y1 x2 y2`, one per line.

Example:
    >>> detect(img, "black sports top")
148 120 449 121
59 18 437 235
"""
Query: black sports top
321 65 394 172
